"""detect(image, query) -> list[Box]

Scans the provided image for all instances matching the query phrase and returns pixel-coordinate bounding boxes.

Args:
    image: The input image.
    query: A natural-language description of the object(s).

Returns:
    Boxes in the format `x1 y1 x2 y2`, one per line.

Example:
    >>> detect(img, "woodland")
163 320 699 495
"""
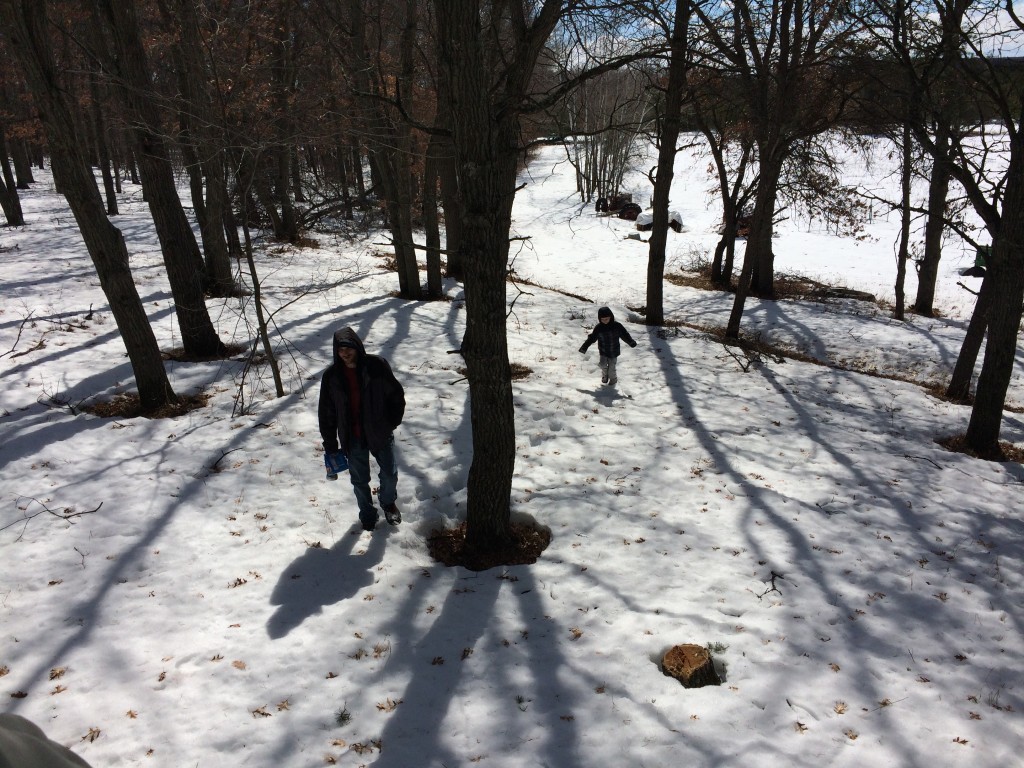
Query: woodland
2 0 1024 563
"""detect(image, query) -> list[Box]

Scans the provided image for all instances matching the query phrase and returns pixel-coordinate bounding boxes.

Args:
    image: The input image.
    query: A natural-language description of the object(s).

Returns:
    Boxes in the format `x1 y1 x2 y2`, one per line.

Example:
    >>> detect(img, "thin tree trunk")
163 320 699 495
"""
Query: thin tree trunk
946 274 991 401
89 68 118 216
423 132 444 299
0 123 25 226
894 122 912 321
914 128 951 317
645 0 690 327
94 0 225 358
12 138 33 187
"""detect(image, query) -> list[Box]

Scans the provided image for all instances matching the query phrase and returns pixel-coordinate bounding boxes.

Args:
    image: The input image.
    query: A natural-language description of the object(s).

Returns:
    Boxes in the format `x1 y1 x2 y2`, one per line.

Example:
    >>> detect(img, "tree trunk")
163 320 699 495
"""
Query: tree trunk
434 55 464 280
423 131 444 299
11 138 34 187
94 0 225 358
437 1 554 552
946 274 991 402
965 152 1024 455
0 123 25 226
0 0 176 411
89 68 118 216
747 148 783 299
914 128 951 317
894 122 912 321
645 0 690 327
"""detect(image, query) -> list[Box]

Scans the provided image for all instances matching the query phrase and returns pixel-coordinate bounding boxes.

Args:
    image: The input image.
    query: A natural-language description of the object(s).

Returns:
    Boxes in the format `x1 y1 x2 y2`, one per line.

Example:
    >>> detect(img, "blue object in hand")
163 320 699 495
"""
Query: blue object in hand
325 451 348 480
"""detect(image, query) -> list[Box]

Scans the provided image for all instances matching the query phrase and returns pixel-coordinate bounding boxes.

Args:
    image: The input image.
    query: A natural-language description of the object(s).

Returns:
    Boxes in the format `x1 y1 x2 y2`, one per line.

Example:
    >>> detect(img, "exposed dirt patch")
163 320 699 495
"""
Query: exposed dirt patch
83 392 211 420
937 434 1024 464
427 521 551 571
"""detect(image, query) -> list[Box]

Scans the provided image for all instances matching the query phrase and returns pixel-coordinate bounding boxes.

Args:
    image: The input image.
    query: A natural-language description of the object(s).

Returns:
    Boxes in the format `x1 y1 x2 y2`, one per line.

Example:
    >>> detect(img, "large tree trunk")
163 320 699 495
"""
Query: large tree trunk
645 0 690 327
965 151 1024 455
747 148 784 299
0 0 176 411
94 0 225 358
437 1 563 552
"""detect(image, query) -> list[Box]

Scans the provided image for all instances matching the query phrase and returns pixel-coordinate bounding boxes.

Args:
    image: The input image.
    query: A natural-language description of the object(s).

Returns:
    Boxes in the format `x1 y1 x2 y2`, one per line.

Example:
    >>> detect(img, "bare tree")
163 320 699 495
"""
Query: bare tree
873 0 1024 455
646 0 693 326
0 0 177 411
692 0 864 339
88 0 227 358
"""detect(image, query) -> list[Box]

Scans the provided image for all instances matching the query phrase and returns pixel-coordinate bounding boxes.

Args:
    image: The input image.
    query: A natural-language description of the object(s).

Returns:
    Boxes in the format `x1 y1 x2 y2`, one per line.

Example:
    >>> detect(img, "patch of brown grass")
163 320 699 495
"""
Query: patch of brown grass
937 434 1024 464
427 521 551 571
162 343 248 363
510 363 532 381
83 392 211 420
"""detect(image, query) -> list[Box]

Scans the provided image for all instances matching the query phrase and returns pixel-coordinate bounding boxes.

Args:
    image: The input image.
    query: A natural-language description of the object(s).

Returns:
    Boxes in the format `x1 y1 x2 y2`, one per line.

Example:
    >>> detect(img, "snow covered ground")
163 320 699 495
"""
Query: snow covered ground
1 141 1022 768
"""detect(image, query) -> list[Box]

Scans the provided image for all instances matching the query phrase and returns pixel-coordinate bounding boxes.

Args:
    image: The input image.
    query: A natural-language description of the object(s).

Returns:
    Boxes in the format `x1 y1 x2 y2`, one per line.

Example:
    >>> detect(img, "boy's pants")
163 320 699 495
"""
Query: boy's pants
599 355 618 385
346 435 398 521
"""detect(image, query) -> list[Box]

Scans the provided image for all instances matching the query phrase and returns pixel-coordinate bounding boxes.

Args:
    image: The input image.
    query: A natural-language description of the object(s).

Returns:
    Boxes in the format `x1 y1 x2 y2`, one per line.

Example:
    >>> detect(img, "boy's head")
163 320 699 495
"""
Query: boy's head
598 306 613 323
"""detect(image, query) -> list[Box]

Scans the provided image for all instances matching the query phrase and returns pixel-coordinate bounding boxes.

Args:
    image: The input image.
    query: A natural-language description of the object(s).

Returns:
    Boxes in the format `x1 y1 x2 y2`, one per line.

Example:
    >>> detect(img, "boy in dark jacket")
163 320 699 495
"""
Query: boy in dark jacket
579 306 637 386
318 327 406 531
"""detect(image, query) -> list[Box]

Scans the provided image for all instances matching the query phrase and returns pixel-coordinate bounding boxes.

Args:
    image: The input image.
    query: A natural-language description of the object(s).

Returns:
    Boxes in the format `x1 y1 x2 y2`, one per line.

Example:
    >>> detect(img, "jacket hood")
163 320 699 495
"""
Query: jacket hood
597 306 614 321
332 327 366 362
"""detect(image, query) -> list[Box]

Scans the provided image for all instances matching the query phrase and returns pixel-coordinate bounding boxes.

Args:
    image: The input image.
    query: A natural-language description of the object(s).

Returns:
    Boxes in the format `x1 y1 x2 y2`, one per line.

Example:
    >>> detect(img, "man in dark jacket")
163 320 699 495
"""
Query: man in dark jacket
579 306 637 386
319 327 406 531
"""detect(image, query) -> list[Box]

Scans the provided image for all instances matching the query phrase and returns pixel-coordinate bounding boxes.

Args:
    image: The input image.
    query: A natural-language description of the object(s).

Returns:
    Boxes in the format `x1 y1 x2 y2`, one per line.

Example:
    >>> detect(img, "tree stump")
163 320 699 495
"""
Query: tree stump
662 644 721 689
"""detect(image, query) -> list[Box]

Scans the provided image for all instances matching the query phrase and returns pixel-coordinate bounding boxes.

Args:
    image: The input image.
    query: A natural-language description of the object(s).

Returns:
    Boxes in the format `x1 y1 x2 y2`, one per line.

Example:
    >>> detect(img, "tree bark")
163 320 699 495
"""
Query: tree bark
89 68 118 217
914 128 951 317
747 148 783 299
645 0 690 327
436 1 563 552
11 138 34 187
0 0 176 411
0 122 25 226
423 131 444 299
159 0 241 286
93 0 225 358
965 153 1024 455
894 121 912 321
946 275 991 402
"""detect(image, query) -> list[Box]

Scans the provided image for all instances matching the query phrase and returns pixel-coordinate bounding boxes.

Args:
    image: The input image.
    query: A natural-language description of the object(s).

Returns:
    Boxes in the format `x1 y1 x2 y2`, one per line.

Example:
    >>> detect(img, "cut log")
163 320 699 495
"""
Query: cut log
662 644 721 688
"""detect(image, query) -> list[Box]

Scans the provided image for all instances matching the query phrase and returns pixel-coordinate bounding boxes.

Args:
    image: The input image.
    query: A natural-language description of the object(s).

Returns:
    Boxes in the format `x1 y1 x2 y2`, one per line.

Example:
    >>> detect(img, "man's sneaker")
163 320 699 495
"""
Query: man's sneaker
383 503 402 526
359 511 378 531
601 373 609 384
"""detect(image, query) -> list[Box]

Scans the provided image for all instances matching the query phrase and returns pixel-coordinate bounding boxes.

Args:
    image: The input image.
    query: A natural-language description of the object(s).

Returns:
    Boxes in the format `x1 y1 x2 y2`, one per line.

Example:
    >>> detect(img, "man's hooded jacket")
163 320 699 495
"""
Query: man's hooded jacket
318 327 405 454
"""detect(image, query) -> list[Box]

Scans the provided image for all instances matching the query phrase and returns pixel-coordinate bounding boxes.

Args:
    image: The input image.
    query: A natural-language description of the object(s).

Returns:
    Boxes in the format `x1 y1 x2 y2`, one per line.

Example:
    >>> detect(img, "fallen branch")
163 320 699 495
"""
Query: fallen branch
3 498 103 540
0 310 36 359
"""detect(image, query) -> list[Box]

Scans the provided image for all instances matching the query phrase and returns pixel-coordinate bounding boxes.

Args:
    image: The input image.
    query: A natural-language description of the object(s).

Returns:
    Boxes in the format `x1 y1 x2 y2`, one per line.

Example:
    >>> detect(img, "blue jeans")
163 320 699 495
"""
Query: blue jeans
346 435 398 521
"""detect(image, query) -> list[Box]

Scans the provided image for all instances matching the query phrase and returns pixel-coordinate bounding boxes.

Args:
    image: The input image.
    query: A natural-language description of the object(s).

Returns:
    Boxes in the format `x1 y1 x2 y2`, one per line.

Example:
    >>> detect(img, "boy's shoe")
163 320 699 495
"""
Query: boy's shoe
601 373 609 384
383 503 402 526
359 510 378 531
608 379 617 386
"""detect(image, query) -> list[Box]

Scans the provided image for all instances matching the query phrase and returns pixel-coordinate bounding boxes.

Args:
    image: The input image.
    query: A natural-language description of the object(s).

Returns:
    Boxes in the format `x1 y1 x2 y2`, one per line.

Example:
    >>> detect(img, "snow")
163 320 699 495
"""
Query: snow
1 140 1022 768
